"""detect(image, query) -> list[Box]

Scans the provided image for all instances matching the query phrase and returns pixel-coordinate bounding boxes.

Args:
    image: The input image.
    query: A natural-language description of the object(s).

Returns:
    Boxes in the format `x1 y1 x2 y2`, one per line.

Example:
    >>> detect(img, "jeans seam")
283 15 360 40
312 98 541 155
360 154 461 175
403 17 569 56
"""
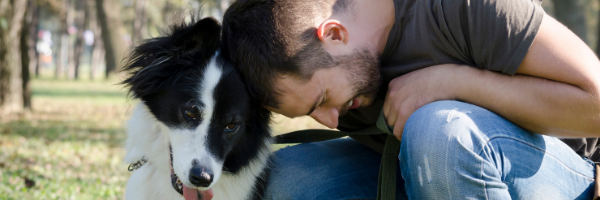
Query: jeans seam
481 156 489 200
446 119 455 200
479 135 595 181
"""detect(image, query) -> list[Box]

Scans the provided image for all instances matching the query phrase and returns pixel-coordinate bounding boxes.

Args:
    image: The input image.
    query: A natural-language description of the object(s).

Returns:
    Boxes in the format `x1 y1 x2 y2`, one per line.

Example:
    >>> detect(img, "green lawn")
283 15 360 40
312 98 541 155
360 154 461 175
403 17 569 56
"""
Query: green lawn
0 77 325 199
0 78 131 199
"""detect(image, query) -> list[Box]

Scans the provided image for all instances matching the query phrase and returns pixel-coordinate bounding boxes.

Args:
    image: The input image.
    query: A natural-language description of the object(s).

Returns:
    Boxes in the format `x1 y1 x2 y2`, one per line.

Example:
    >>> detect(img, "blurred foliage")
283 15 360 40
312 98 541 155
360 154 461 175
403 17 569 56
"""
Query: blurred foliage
26 0 600 79
25 0 232 80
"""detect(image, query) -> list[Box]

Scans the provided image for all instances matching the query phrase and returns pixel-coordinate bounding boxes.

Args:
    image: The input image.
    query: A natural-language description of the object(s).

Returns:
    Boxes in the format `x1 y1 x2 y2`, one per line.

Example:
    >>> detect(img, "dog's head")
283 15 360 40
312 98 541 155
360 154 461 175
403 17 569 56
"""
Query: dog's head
122 17 271 199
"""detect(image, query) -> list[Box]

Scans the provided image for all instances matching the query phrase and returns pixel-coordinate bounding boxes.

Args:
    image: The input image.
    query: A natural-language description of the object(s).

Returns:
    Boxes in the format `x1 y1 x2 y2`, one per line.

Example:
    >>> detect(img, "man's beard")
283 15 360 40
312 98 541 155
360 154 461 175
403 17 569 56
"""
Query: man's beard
334 47 382 115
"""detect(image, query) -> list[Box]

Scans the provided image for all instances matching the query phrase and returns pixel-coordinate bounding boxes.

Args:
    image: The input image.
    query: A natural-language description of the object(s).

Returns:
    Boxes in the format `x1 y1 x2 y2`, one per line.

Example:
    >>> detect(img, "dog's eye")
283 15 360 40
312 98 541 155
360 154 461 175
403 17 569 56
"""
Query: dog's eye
184 106 200 120
186 110 197 119
225 123 237 130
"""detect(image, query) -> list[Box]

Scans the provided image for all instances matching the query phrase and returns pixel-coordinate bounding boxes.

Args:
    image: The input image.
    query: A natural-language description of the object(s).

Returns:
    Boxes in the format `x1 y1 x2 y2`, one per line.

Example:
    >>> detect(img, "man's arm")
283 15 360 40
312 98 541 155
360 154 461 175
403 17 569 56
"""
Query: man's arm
383 14 600 140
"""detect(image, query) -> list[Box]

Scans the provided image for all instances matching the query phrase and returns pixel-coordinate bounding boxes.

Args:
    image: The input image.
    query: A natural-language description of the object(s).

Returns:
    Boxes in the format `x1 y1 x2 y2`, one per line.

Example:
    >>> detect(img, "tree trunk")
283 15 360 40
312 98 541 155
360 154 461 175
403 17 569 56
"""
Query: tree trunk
54 29 63 78
33 6 40 78
552 0 589 44
55 0 69 79
89 11 105 81
90 41 104 79
72 0 88 80
0 0 28 114
132 0 147 45
87 0 100 80
65 0 75 79
95 0 123 79
20 0 37 110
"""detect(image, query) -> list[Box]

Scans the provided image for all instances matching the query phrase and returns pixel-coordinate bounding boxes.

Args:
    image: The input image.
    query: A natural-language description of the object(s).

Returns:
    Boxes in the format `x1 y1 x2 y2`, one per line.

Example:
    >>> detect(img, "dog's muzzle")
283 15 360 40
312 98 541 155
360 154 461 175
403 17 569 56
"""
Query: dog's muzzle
169 146 214 200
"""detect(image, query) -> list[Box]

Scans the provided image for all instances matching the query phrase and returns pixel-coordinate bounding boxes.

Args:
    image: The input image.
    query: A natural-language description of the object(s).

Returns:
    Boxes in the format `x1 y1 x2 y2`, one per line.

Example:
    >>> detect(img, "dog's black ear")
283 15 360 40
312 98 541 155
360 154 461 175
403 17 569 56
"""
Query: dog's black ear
172 17 221 56
121 16 222 99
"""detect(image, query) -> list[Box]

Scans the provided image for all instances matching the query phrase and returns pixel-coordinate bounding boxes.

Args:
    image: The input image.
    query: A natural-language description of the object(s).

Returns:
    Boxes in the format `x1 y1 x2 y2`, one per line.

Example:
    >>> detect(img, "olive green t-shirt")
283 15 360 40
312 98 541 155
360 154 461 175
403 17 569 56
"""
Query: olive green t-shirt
339 0 600 162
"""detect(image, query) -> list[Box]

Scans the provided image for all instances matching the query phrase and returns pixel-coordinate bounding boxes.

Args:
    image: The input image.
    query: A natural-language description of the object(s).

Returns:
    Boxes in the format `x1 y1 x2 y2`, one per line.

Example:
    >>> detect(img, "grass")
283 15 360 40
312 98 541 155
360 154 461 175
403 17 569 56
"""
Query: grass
0 77 326 199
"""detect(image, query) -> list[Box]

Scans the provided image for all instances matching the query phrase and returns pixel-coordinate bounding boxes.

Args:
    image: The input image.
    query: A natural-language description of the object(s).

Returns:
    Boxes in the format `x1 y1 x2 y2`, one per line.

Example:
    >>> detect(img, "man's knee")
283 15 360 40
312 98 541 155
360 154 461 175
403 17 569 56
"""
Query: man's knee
399 101 498 196
398 100 504 167
403 100 484 142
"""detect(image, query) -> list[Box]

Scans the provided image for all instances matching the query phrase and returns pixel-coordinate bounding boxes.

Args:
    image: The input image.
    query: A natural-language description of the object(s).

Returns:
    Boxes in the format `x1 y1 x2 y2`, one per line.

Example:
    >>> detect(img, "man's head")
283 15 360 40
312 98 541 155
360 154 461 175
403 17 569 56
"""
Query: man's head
222 0 389 128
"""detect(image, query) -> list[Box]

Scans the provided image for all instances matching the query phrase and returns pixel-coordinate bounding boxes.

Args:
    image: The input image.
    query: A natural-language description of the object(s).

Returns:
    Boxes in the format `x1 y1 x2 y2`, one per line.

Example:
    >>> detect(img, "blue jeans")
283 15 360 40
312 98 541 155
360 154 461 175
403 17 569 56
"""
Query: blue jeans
265 101 595 199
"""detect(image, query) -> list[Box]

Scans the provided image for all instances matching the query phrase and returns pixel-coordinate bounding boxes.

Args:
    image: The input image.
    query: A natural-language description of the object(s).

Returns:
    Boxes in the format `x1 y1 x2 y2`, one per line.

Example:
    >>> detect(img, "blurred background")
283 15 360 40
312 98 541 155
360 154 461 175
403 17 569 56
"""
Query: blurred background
0 0 596 199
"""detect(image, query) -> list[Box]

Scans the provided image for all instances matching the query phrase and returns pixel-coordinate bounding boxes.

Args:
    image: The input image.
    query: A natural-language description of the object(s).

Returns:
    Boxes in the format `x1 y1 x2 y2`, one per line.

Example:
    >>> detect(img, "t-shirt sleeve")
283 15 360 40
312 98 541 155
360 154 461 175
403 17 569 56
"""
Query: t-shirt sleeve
441 0 545 75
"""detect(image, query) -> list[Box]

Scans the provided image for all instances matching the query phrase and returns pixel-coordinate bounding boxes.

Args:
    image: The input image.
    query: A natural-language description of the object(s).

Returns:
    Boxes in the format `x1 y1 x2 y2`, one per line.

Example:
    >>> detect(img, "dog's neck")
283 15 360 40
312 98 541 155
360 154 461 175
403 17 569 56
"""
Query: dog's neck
124 103 272 200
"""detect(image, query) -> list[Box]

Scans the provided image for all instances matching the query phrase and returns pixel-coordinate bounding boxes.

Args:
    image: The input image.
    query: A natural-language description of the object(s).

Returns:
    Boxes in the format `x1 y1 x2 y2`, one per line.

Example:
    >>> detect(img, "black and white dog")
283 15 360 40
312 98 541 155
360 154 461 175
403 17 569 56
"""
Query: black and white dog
121 17 272 200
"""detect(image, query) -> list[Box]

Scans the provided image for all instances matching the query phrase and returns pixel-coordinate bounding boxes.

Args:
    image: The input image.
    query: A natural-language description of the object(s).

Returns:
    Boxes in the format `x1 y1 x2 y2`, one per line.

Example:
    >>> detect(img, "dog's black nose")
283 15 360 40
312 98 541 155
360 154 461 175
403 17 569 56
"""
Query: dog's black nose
189 166 213 187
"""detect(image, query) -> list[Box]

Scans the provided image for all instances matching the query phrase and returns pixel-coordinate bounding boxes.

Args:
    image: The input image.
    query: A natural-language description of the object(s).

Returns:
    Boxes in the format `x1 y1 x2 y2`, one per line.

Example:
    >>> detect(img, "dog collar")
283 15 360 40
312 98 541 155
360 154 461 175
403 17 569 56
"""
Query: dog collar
127 148 201 198
128 156 147 171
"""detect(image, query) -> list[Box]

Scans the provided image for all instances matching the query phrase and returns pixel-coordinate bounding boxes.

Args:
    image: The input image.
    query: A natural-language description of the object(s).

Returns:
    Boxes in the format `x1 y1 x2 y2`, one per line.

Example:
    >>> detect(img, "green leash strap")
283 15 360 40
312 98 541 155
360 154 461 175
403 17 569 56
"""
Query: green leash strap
375 111 400 200
274 126 384 143
274 111 399 200
377 135 400 200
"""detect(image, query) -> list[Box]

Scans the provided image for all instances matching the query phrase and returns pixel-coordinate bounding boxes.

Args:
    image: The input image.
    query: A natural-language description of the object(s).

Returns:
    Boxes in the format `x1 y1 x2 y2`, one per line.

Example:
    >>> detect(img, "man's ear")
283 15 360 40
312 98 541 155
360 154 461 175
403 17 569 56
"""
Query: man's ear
317 19 349 45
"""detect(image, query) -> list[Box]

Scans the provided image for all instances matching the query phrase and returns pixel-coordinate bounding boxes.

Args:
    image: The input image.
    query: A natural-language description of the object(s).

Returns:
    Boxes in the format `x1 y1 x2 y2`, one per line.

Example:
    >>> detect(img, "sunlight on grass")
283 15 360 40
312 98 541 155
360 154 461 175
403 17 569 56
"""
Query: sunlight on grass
0 77 326 199
0 78 131 199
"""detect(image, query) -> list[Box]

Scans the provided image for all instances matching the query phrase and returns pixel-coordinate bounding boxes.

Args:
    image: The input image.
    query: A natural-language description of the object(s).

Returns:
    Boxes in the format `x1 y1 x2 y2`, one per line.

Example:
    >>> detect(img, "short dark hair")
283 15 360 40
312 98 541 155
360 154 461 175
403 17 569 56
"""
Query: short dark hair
222 0 354 108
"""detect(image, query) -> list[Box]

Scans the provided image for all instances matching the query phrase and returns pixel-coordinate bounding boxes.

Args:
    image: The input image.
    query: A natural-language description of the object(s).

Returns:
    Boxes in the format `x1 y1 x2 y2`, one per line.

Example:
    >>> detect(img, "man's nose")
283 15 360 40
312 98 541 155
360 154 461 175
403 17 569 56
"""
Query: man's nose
310 108 339 129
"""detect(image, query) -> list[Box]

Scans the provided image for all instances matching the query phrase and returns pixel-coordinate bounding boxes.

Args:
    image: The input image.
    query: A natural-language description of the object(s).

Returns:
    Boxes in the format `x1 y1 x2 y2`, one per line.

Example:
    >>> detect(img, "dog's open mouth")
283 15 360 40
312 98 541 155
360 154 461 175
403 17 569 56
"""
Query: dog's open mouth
169 146 214 200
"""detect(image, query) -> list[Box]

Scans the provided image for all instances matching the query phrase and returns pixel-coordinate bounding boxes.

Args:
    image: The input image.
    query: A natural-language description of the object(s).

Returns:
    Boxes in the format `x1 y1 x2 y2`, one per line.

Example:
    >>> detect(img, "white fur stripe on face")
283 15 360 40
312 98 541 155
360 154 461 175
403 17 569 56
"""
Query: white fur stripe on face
199 56 222 126
195 55 223 187
170 55 224 189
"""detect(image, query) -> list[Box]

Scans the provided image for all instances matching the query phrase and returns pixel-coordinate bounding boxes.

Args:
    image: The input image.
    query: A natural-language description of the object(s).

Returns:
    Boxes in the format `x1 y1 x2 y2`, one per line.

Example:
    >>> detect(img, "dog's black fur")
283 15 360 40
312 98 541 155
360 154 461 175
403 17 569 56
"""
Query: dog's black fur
121 16 272 200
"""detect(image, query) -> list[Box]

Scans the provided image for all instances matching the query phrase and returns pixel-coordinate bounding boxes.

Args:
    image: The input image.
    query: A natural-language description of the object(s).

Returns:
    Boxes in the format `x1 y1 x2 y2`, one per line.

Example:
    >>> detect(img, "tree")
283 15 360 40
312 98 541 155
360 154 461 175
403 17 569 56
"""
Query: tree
132 0 147 45
54 0 68 79
0 0 28 114
95 0 125 79
70 0 88 80
32 4 41 78
20 0 39 110
86 0 104 80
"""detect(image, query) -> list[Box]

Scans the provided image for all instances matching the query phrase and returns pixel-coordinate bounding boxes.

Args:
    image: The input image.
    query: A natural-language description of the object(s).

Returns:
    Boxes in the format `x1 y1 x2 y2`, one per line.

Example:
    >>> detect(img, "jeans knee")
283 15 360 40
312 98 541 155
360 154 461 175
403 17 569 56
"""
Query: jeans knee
405 101 477 137
401 101 487 156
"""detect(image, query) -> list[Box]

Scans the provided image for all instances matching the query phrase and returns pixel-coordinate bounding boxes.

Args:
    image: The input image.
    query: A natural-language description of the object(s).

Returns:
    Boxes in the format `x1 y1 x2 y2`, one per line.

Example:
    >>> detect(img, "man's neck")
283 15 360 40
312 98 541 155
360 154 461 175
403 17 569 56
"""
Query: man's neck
349 0 396 55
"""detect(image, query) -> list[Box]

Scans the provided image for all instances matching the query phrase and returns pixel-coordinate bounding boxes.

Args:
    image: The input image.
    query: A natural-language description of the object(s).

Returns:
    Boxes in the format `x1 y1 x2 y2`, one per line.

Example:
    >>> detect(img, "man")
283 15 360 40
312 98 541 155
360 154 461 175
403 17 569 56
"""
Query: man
222 0 600 199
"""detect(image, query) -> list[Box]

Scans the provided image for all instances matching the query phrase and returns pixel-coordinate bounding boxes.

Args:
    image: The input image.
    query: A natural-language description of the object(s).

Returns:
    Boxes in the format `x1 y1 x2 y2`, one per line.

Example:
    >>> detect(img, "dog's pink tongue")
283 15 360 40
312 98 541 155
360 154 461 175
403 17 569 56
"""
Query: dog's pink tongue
183 185 213 200
200 189 213 200
183 185 198 200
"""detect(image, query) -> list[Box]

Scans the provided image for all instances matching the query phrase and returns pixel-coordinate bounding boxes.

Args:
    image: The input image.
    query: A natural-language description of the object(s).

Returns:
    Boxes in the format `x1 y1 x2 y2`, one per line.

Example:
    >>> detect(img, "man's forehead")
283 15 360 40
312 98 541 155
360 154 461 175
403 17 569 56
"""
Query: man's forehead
264 103 302 118
269 76 321 118
275 74 309 89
